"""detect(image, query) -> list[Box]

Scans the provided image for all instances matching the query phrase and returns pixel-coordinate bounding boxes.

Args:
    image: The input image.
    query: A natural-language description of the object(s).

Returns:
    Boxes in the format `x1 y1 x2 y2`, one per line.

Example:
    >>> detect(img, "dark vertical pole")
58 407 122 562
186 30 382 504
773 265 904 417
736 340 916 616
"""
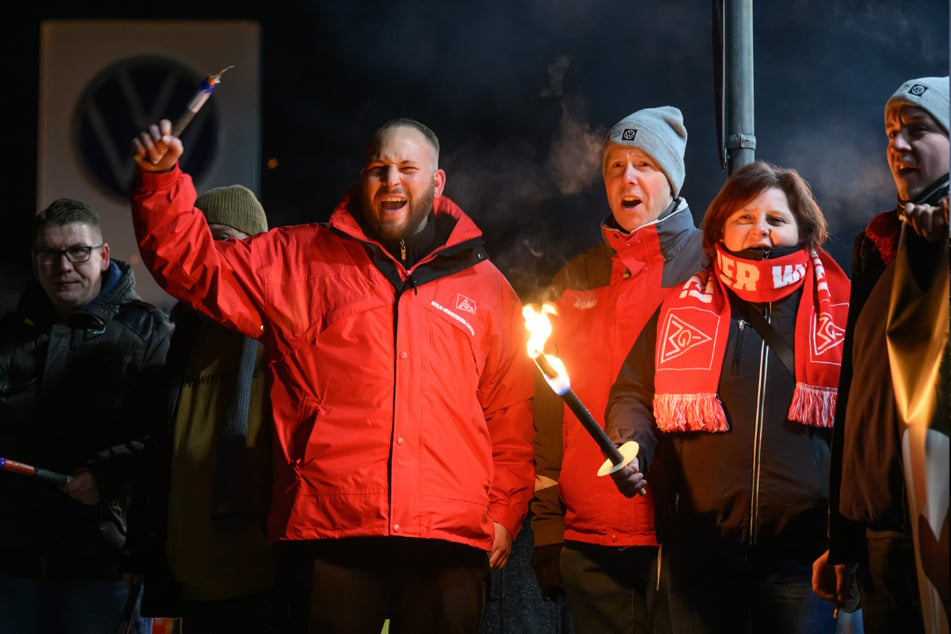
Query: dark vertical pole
723 0 755 173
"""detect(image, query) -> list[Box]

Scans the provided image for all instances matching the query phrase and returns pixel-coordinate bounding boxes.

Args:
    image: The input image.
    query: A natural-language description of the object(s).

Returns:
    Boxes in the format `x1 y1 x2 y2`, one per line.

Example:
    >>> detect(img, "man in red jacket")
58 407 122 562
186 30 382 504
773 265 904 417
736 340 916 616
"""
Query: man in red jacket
531 106 703 633
131 117 534 633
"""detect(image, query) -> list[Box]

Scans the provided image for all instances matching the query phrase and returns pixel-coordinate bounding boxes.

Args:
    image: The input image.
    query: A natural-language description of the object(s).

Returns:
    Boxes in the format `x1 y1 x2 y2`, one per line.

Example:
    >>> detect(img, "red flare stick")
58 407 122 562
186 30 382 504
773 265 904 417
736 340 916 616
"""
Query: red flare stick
0 457 71 485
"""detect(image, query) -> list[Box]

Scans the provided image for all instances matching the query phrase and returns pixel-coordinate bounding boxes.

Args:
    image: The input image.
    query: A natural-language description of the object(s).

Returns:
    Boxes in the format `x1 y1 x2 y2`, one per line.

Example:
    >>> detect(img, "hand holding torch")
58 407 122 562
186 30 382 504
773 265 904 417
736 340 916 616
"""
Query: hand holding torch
523 304 643 488
0 456 71 486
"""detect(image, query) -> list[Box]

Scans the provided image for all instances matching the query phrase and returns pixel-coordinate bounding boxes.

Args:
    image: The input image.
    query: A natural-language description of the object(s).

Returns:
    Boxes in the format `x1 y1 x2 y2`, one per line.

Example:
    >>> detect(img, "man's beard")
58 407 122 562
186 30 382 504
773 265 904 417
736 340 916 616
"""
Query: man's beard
363 183 436 242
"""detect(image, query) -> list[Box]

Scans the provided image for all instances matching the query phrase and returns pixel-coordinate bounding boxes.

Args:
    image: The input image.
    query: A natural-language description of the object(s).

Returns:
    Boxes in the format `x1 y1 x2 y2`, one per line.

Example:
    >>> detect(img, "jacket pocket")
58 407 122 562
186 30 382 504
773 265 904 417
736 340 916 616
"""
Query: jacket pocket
281 395 321 467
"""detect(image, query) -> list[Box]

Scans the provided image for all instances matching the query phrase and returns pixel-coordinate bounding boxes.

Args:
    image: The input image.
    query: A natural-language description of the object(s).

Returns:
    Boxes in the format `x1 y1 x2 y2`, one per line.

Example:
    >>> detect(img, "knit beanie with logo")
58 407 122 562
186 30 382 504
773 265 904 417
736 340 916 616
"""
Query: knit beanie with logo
885 76 949 133
603 106 688 196
195 184 269 236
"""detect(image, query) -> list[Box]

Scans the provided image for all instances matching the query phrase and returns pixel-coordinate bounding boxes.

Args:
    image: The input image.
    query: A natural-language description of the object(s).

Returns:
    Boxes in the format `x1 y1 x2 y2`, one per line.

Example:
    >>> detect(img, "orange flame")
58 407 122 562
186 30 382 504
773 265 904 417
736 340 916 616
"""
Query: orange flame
522 303 571 394
522 303 556 357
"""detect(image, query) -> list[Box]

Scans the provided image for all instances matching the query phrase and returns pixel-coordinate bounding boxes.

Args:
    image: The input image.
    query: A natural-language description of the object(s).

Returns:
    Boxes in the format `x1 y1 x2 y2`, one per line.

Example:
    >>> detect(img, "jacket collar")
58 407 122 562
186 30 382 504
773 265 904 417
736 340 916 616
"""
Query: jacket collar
18 260 137 330
329 187 483 252
600 197 693 253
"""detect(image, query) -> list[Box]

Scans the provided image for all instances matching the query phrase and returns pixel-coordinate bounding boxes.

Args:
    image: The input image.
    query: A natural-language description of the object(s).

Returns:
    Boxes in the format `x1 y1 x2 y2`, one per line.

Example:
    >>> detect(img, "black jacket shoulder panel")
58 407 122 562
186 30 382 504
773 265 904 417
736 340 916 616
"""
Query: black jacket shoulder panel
114 300 169 341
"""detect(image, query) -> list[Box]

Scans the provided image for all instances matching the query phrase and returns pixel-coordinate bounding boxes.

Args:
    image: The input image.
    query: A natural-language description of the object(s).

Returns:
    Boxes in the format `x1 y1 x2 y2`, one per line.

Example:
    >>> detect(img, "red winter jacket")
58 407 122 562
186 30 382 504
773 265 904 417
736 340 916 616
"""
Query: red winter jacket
132 167 534 552
532 201 702 548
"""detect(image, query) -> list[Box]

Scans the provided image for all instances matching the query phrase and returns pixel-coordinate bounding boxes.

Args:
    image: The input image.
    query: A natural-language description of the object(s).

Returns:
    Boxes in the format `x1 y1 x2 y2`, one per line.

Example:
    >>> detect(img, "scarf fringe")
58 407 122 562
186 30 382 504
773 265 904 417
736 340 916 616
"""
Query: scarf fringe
788 383 837 428
653 393 730 433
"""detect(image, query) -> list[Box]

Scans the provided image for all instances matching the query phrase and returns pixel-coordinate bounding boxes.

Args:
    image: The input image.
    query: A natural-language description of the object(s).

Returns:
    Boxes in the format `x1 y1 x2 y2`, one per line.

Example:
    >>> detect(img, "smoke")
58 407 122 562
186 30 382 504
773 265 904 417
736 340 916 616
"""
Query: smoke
275 0 947 290
778 120 894 228
541 56 606 196
540 56 571 99
835 2 947 63
441 113 604 300
434 51 617 298
746 0 947 272
437 53 615 298
548 101 605 196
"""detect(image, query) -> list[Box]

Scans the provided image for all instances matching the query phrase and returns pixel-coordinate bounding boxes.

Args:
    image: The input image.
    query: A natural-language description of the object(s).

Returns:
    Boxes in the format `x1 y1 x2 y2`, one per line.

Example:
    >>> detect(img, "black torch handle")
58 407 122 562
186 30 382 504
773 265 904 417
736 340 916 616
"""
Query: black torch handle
561 389 625 464
1 457 70 485
33 468 70 486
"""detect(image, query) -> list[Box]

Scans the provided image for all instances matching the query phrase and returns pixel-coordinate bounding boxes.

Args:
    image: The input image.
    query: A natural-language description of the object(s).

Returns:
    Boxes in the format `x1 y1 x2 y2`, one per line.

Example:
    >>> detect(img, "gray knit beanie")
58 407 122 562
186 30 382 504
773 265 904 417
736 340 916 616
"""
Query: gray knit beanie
885 76 949 133
603 106 688 196
195 185 269 236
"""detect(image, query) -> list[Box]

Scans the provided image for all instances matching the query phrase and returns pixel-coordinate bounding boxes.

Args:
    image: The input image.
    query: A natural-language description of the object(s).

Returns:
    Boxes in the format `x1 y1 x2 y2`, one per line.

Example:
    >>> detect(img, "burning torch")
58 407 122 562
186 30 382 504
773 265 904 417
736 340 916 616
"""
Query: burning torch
523 304 642 486
0 456 71 485
170 65 234 137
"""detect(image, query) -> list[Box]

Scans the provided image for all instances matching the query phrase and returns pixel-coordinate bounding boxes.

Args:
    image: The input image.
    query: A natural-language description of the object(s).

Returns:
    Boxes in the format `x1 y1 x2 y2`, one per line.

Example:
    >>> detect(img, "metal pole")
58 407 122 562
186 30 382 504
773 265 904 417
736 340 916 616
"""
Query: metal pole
724 0 755 173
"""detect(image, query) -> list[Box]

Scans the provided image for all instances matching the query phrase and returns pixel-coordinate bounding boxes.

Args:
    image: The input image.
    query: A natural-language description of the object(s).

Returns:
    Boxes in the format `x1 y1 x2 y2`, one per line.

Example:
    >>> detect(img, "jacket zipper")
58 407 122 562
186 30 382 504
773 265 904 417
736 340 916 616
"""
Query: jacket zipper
748 302 770 546
733 320 746 372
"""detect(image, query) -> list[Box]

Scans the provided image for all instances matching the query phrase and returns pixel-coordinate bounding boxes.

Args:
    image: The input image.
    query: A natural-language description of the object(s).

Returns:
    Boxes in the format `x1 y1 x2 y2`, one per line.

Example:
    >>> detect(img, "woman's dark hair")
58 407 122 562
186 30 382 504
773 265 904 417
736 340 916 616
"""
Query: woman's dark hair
700 160 828 259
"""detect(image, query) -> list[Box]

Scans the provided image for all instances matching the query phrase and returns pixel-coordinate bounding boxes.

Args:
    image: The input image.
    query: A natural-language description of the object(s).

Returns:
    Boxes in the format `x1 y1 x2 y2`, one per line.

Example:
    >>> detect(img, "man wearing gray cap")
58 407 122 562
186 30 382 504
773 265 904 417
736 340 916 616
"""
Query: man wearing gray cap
531 106 703 633
814 75 949 634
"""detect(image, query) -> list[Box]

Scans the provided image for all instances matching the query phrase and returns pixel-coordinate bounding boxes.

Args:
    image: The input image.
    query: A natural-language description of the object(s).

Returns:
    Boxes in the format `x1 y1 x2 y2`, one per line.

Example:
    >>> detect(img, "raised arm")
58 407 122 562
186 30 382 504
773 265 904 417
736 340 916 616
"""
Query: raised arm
130 119 267 338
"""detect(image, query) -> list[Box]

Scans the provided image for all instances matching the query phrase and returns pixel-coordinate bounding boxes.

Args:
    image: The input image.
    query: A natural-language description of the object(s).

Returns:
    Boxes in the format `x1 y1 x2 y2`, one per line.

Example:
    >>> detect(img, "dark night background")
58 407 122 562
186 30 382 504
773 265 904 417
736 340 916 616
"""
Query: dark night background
3 1 948 305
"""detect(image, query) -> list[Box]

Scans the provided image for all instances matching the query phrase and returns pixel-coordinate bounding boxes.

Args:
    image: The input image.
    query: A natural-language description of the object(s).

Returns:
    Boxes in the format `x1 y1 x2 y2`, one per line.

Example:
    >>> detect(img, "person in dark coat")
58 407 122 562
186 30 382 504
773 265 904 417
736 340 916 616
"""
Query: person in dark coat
0 197 172 634
606 161 850 634
131 185 276 633
814 74 949 634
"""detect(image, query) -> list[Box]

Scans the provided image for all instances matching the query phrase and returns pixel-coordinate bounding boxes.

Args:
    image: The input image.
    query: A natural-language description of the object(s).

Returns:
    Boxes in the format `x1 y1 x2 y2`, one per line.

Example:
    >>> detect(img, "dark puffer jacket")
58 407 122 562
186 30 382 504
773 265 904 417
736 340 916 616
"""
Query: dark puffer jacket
0 260 172 580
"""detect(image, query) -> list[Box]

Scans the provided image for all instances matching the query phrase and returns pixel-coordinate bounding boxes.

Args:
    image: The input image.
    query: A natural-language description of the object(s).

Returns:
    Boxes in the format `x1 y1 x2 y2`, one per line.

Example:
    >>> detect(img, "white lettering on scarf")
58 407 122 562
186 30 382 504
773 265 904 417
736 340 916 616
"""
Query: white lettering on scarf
678 273 715 303
718 250 760 291
771 263 807 288
811 251 829 292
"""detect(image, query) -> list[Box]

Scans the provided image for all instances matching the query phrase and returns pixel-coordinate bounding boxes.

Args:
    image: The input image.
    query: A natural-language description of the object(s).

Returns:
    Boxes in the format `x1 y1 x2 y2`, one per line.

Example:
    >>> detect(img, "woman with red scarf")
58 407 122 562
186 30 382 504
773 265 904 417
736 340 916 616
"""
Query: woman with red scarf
604 160 850 634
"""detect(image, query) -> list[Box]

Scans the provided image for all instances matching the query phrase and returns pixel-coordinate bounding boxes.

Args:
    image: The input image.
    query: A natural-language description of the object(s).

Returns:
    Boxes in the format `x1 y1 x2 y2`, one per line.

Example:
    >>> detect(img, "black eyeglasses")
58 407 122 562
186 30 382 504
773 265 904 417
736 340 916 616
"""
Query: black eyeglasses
33 243 103 265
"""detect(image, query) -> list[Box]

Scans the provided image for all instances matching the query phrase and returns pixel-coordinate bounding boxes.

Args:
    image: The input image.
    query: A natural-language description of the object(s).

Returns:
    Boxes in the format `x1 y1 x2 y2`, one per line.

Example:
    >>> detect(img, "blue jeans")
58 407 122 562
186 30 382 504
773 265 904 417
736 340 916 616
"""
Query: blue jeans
0 573 151 634
663 545 836 634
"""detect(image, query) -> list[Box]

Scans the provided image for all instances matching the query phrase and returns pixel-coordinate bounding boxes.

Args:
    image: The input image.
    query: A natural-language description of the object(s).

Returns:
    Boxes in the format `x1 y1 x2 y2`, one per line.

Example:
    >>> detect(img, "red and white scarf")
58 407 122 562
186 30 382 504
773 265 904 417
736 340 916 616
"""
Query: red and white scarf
652 244 850 432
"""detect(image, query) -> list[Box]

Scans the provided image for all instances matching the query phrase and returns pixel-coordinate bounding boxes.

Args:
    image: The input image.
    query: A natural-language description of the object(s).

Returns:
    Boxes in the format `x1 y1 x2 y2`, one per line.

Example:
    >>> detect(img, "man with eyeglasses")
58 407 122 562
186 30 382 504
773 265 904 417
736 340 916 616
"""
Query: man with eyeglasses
0 197 172 633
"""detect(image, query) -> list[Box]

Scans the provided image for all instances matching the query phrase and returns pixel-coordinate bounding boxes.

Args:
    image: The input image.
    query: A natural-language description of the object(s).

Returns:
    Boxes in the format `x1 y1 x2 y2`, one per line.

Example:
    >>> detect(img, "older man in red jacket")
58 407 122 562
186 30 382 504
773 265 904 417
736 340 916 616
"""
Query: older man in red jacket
531 106 703 633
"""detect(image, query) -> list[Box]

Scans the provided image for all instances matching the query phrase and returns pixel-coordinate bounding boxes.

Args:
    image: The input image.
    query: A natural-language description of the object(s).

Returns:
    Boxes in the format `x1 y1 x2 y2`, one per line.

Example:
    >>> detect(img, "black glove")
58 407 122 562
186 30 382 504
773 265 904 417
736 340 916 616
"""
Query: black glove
531 543 565 600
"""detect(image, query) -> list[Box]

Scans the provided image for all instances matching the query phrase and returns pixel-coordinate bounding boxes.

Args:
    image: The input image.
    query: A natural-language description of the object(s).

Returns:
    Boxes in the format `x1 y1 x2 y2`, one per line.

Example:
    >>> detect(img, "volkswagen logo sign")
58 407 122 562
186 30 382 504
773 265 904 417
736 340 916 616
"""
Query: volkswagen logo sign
72 56 220 202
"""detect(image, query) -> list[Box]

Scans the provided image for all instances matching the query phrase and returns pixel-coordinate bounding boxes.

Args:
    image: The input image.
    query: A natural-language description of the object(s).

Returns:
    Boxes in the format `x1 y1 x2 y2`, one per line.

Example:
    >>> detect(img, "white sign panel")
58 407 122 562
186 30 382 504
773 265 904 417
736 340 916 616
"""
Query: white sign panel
39 20 260 309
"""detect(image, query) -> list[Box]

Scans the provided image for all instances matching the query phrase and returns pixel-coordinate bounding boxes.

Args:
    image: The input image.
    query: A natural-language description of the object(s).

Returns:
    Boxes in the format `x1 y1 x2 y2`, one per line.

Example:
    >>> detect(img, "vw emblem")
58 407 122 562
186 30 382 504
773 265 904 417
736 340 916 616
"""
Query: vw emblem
72 56 220 202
